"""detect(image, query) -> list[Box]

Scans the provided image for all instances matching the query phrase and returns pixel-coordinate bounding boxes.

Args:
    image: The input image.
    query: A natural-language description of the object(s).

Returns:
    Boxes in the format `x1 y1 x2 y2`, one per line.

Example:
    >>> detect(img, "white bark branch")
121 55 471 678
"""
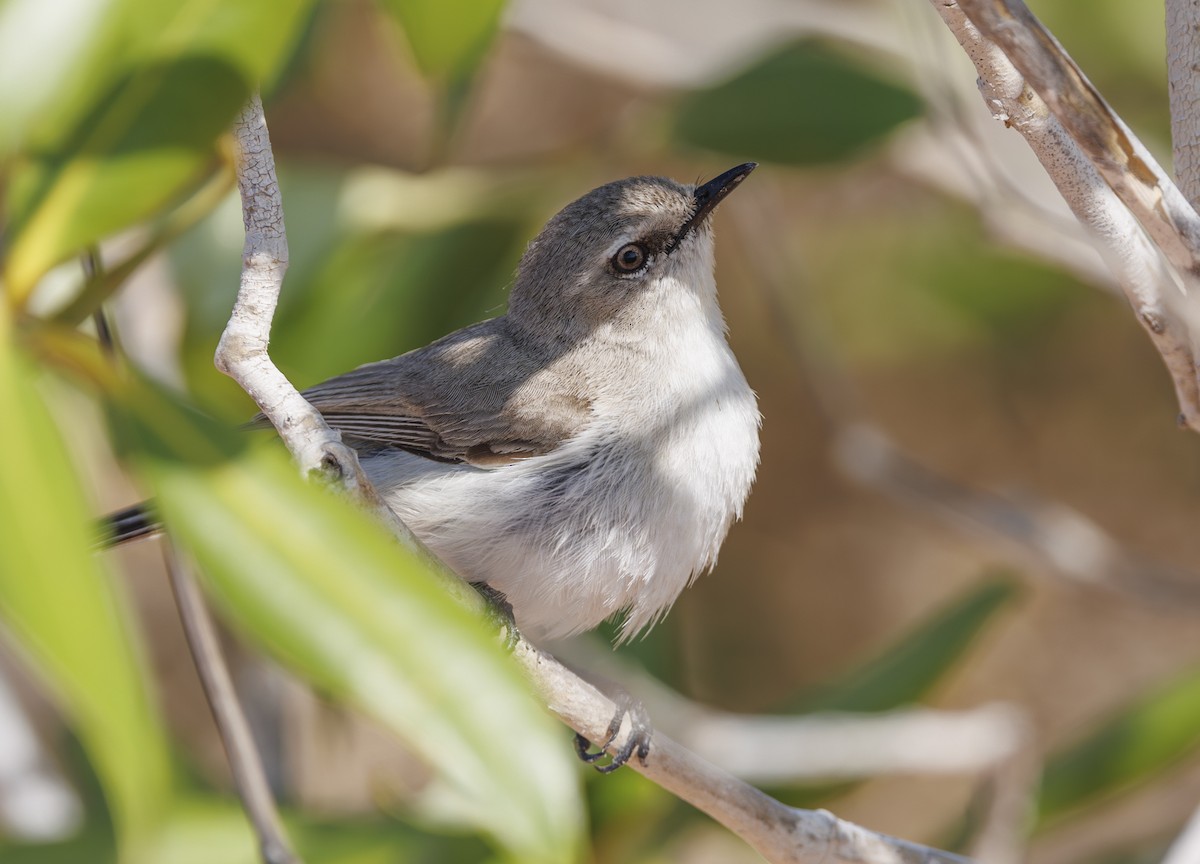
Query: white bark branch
927 0 1200 430
953 0 1200 272
1168 0 1200 209
1163 6 1200 864
561 641 1030 782
515 640 973 864
218 94 977 864
218 96 422 552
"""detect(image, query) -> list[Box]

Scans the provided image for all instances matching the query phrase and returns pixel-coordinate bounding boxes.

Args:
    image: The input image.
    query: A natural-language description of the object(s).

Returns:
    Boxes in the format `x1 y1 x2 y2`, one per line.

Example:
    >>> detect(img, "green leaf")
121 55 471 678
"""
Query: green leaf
673 38 923 166
115 381 584 864
0 0 118 156
380 0 507 83
1037 667 1200 828
790 574 1019 713
2 0 314 302
5 59 245 301
379 0 507 148
271 220 527 387
0 314 174 854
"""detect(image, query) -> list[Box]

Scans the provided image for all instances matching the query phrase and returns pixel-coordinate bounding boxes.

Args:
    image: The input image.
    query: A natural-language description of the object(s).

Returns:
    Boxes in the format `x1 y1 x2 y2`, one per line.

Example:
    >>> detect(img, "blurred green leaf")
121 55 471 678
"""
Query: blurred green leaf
921 248 1080 345
52 166 235 327
4 59 244 301
381 0 506 83
673 38 923 165
379 0 507 147
1037 667 1200 829
790 574 1019 713
0 0 117 155
272 220 526 387
2 0 314 302
113 380 584 863
0 315 173 854
805 198 1092 365
0 827 116 864
585 767 678 864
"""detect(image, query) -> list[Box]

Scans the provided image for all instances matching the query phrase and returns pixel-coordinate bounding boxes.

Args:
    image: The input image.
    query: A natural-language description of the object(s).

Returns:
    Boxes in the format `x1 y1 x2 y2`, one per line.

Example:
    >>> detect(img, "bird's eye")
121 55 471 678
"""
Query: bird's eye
611 243 648 273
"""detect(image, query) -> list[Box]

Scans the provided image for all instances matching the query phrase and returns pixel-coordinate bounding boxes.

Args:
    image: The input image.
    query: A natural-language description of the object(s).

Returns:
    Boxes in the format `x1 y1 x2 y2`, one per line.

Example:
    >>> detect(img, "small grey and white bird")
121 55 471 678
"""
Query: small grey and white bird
106 163 762 643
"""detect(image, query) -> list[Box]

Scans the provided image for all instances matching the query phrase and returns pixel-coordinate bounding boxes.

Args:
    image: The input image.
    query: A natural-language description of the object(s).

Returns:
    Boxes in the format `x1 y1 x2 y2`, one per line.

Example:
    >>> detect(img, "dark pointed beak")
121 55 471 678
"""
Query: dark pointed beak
666 162 757 254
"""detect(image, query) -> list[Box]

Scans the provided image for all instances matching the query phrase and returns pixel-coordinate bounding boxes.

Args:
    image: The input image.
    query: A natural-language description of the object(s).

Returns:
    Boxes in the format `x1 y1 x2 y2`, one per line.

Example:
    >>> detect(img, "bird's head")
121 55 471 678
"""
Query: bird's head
509 163 756 344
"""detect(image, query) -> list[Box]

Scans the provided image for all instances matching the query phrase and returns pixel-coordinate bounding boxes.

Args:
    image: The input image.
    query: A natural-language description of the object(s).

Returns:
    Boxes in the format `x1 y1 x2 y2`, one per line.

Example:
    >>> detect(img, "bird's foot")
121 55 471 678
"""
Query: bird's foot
473 583 520 652
573 692 652 773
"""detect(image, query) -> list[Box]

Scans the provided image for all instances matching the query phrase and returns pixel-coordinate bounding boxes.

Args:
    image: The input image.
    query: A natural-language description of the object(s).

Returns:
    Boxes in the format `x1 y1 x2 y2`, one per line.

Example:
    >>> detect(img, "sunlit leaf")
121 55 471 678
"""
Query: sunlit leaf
790 574 1019 713
3 0 313 302
4 61 244 302
380 0 506 83
673 39 923 165
0 0 118 155
1037 667 1200 828
0 311 173 854
113 380 584 864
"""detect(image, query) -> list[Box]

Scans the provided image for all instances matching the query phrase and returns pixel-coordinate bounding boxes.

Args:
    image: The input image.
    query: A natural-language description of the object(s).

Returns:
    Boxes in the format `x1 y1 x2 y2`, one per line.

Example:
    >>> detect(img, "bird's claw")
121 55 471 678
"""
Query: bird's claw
474 583 520 651
573 694 652 772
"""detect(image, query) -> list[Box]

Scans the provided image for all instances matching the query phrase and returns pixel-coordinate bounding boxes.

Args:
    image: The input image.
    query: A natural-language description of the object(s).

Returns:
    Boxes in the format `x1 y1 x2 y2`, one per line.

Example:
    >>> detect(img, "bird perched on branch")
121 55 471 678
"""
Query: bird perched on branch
105 164 761 751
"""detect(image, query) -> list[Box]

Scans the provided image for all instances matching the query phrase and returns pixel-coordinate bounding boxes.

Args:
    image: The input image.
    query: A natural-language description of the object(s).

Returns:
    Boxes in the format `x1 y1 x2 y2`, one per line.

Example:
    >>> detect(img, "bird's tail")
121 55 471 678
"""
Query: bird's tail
95 502 161 548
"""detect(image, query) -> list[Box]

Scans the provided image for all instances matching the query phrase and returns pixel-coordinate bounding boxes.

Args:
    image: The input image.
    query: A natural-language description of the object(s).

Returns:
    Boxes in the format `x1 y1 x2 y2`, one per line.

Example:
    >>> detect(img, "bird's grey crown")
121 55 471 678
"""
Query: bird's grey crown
507 175 704 342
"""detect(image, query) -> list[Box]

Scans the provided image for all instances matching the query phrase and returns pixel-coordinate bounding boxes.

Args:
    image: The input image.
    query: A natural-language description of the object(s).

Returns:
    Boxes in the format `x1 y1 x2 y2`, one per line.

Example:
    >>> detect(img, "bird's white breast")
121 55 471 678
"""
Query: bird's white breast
363 276 760 641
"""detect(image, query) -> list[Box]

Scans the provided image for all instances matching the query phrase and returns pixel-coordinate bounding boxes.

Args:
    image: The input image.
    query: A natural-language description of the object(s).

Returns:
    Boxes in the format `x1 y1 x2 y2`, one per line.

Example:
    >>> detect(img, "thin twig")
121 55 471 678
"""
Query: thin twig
561 640 1029 782
163 543 300 864
79 250 116 359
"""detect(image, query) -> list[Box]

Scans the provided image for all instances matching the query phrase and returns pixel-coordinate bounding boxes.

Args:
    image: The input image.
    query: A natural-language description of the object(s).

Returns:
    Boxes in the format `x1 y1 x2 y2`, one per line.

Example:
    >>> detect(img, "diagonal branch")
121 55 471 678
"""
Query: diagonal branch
928 0 1200 430
953 0 1200 275
163 542 300 864
515 638 974 864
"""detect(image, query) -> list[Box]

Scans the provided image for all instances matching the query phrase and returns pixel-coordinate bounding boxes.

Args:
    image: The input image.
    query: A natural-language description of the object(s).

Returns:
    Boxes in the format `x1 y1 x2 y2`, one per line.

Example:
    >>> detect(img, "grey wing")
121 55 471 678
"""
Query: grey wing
295 320 591 468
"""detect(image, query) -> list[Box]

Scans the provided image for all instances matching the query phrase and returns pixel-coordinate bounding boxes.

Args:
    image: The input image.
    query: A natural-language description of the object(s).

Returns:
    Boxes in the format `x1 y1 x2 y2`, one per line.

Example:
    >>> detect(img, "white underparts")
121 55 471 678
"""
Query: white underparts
362 238 760 641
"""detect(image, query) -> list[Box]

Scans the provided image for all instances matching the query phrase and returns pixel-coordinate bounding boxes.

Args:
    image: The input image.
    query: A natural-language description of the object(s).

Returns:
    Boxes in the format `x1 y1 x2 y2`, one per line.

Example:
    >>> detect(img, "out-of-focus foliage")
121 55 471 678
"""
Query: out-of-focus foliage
0 0 585 860
674 39 923 165
789 574 1019 714
2 0 1200 862
1037 668 1200 830
110 377 582 862
0 318 172 858
1 0 314 302
380 0 505 84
